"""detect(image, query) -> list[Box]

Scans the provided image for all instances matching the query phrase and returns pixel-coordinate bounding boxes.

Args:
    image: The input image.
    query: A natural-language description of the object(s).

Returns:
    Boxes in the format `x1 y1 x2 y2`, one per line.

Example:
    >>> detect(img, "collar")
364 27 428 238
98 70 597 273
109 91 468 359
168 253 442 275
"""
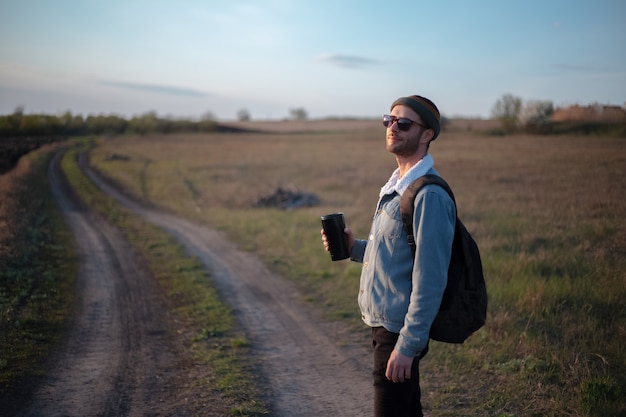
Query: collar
379 154 434 198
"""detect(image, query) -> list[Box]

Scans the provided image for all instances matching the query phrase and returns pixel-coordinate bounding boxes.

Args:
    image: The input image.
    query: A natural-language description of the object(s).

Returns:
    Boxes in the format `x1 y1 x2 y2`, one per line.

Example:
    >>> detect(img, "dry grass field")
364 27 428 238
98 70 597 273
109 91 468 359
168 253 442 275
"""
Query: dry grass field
88 122 626 416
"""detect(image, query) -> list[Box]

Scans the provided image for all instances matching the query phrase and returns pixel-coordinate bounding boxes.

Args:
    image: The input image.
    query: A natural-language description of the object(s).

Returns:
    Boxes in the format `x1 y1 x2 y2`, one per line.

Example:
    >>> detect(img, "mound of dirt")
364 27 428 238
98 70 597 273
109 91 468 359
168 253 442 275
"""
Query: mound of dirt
256 185 320 209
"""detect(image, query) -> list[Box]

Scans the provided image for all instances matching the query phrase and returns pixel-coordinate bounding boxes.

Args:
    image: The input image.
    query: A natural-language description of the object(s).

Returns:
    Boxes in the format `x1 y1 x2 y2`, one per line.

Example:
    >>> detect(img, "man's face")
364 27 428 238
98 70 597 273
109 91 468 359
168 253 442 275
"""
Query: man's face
385 105 427 157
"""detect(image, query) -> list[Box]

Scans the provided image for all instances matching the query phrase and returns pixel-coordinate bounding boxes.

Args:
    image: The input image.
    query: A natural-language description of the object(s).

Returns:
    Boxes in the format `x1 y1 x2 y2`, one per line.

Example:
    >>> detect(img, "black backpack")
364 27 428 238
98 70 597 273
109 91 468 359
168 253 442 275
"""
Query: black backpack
400 174 487 343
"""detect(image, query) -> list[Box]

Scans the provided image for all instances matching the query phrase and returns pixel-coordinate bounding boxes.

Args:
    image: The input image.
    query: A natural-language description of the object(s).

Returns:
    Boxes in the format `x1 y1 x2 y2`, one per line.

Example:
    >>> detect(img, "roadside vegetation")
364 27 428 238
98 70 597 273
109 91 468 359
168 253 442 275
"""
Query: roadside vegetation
88 128 626 417
60 140 268 416
0 145 76 408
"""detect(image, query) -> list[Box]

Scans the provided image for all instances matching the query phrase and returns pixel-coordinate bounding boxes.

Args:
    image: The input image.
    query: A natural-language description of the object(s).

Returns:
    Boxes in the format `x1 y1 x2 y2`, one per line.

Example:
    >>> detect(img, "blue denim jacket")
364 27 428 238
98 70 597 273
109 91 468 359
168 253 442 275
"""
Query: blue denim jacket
351 167 456 357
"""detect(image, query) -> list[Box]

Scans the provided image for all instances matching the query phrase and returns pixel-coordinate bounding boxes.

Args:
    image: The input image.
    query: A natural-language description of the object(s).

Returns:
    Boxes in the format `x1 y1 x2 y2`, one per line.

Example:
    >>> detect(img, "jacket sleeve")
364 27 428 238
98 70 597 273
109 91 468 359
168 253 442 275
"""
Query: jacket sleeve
395 187 456 357
350 239 367 263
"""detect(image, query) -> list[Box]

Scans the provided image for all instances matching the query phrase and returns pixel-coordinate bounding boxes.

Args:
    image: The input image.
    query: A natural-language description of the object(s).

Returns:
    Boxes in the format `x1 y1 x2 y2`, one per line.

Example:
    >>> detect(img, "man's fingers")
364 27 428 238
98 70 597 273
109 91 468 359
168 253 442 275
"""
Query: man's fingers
386 367 410 383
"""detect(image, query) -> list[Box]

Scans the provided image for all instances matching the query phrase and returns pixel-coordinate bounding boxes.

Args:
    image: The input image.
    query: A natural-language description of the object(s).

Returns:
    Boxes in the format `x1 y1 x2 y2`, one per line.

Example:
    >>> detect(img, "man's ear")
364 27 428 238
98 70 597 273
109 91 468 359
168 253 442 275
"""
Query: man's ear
420 129 434 144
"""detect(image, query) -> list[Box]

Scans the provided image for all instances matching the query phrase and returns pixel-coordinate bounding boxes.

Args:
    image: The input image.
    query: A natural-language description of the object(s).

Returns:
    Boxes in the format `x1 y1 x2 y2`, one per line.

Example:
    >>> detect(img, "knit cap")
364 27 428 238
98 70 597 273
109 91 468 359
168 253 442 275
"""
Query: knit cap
391 95 441 139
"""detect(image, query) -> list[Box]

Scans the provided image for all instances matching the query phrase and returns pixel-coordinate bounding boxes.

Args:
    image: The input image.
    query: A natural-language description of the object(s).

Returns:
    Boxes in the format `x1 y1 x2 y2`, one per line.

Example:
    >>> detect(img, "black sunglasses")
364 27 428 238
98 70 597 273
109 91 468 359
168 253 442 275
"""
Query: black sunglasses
382 114 427 131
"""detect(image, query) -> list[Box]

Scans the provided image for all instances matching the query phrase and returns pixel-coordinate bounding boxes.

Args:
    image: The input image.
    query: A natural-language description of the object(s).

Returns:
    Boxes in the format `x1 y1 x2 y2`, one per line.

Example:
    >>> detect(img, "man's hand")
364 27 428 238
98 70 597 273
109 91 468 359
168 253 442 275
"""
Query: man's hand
320 227 354 253
385 349 414 383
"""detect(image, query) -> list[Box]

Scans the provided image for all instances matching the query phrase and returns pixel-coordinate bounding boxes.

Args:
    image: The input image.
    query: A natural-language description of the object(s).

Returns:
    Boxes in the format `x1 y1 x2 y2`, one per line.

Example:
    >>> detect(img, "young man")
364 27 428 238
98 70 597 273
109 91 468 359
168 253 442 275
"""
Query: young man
322 95 456 416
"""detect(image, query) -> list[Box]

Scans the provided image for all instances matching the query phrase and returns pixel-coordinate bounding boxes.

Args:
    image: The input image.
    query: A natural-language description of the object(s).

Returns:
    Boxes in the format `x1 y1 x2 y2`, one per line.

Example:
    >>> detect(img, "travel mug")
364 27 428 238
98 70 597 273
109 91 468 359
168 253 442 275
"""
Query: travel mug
321 212 350 261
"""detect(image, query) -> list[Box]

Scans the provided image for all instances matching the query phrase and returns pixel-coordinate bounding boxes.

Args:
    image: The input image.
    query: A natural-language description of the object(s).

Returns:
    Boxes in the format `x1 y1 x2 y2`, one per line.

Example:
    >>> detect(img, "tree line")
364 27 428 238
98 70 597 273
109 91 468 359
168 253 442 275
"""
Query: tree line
0 105 313 138
0 108 227 138
2 97 624 139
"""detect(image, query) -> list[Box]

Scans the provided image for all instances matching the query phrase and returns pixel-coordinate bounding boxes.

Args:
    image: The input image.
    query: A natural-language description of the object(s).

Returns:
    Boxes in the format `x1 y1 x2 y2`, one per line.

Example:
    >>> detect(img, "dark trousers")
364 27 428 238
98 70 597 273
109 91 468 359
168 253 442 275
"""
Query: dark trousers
372 326 428 417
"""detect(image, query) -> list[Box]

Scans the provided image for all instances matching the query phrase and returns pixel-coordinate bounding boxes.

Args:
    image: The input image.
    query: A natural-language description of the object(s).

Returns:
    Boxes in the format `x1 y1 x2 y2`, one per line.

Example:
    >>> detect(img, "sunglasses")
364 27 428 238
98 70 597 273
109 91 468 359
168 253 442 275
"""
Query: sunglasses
382 114 427 131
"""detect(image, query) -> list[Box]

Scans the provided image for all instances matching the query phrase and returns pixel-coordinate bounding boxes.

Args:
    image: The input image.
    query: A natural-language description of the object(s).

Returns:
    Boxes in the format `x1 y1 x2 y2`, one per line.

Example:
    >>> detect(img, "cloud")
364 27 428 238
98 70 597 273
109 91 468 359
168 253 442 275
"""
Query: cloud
101 80 209 97
316 54 379 69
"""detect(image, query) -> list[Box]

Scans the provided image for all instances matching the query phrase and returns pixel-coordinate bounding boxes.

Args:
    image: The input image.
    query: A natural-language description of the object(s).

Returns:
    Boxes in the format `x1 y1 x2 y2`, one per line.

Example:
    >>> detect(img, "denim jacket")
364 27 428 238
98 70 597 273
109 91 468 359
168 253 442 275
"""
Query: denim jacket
351 158 456 357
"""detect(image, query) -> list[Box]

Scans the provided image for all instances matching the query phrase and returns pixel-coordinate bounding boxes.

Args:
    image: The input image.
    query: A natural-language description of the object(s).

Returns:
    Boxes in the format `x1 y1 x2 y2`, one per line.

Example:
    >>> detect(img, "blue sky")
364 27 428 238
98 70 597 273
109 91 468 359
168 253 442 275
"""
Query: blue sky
0 0 624 120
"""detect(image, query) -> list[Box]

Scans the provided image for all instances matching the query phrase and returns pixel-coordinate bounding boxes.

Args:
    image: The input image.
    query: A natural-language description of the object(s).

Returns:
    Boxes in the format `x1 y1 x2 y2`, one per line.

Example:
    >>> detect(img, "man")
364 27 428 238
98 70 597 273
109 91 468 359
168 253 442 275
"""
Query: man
322 95 456 416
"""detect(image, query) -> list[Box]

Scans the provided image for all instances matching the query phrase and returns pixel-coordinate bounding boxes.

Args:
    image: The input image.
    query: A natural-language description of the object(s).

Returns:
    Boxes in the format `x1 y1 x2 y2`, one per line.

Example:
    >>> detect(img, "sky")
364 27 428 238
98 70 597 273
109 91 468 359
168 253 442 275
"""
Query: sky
0 0 625 121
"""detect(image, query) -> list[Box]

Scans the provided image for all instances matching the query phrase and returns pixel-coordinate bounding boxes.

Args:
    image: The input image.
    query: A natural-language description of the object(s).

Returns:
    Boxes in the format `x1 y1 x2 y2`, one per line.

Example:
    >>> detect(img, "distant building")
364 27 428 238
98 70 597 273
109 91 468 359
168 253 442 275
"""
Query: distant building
552 103 626 122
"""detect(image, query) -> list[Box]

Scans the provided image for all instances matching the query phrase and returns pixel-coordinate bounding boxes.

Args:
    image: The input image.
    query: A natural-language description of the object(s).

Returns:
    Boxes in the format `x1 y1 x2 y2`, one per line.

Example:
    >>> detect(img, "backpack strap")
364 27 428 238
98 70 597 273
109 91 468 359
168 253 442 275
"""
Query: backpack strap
400 174 456 253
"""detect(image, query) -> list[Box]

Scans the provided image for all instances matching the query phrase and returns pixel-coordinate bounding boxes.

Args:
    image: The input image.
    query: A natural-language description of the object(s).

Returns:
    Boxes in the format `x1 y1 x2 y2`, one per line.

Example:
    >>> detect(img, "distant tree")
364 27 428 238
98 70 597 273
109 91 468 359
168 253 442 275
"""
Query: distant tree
492 94 522 133
237 108 251 122
5 106 25 132
0 116 12 136
58 110 83 135
87 114 128 135
519 100 554 125
289 107 308 121
128 111 160 134
519 100 554 133
198 111 216 132
19 114 62 136
68 114 86 135
161 116 197 133
201 111 215 121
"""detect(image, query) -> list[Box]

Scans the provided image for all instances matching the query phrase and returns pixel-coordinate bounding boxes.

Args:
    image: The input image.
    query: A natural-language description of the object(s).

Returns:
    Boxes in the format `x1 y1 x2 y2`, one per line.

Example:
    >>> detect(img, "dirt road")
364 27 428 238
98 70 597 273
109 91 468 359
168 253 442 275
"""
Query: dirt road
18 149 373 416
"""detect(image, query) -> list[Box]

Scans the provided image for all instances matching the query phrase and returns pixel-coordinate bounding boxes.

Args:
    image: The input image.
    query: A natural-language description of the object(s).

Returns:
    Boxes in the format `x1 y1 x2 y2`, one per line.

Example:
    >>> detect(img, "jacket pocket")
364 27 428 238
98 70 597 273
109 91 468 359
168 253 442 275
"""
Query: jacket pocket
379 198 403 240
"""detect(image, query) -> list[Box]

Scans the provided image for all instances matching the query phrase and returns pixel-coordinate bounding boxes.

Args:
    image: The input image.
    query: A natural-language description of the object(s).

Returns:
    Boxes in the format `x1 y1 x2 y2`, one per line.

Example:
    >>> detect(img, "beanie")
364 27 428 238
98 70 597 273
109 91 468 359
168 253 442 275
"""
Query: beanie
391 95 441 140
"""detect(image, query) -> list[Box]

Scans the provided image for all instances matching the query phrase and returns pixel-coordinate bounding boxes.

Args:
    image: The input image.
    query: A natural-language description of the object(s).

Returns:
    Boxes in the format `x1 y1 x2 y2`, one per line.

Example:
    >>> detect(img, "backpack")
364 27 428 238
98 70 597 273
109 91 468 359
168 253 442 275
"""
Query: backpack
400 174 487 344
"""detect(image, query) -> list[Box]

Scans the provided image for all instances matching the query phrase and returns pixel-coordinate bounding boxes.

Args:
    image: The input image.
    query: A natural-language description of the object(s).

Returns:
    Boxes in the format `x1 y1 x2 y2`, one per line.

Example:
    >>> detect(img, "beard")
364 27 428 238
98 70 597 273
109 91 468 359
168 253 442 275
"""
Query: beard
386 131 421 157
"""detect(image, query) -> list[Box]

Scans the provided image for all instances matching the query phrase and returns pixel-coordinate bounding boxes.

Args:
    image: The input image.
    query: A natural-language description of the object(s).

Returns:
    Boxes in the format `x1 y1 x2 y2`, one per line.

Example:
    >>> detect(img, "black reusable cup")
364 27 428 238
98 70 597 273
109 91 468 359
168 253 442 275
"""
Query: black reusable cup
321 212 350 261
